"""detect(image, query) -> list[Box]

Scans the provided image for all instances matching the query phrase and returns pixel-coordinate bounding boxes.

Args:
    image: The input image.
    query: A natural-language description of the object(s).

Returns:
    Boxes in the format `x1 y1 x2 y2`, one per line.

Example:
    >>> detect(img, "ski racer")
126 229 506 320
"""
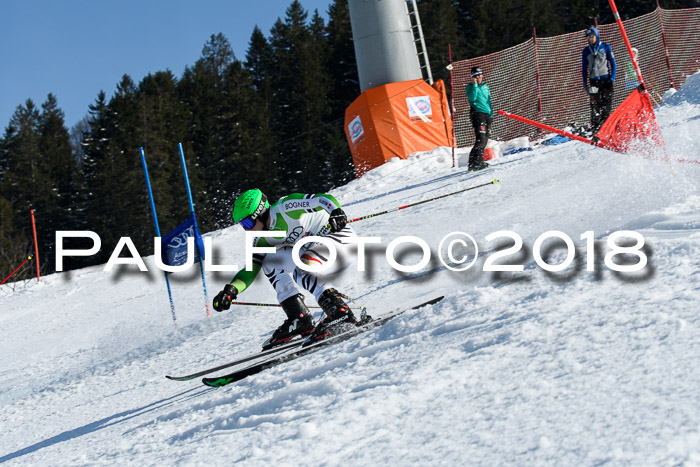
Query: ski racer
212 189 358 349
582 27 617 133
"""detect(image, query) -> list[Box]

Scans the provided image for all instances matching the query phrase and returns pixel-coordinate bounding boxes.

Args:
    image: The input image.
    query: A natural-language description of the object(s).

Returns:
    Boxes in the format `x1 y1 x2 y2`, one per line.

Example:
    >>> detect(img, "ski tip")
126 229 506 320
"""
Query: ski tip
165 375 194 381
413 296 444 309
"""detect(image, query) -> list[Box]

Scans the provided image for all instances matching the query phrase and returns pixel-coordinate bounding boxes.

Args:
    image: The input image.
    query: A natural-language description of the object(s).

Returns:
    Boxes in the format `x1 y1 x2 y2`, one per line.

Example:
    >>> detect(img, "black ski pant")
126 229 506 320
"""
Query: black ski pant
469 110 492 167
589 78 614 132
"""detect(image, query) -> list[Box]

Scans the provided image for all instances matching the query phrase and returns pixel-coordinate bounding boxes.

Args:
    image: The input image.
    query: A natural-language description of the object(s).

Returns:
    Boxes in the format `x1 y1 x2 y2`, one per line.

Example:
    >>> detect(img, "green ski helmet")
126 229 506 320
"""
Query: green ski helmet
232 189 269 229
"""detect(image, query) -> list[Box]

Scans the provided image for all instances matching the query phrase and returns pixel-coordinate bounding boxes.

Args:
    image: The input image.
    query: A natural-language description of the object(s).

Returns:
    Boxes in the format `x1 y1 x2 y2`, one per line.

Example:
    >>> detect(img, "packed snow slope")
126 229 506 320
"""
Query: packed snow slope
2 77 700 465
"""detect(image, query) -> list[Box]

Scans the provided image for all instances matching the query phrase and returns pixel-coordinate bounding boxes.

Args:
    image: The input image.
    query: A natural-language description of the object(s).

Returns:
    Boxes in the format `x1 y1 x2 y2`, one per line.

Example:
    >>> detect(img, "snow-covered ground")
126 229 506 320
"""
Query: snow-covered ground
2 76 700 465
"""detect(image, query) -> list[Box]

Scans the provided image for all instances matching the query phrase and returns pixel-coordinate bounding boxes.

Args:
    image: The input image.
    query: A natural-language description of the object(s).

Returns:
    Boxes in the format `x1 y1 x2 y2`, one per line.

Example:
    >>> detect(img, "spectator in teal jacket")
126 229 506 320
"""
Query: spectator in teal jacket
465 66 493 171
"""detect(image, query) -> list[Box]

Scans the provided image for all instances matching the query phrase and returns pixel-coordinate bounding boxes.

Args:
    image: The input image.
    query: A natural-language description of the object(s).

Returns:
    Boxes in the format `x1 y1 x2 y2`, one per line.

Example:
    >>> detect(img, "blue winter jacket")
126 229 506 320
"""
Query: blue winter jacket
581 27 617 87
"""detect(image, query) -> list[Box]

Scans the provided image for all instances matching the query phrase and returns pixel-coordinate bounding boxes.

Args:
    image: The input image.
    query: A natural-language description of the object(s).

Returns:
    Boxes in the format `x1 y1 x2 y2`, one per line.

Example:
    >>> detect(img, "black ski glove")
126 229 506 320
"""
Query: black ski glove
328 208 347 233
213 283 237 312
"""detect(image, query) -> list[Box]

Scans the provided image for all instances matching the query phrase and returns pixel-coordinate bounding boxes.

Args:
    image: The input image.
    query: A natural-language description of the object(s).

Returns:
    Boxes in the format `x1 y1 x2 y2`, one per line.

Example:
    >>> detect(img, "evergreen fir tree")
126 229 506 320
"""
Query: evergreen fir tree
0 196 31 282
78 91 112 268
201 33 236 79
81 91 108 201
0 98 77 274
81 76 154 265
136 70 192 234
36 94 83 272
309 8 351 188
213 58 278 226
178 34 236 228
0 128 8 178
323 0 359 187
325 0 360 120
0 100 43 216
659 0 700 8
0 101 45 266
221 60 274 178
418 0 467 85
268 0 338 193
245 26 276 116
179 33 235 160
559 0 603 32
455 0 487 57
0 118 32 280
70 116 90 166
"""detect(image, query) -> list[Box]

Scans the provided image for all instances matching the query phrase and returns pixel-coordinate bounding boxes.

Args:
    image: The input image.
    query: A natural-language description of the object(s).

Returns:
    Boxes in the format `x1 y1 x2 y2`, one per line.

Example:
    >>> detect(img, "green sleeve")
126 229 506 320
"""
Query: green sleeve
230 263 261 294
465 83 477 103
486 85 493 116
315 193 342 211
229 235 271 294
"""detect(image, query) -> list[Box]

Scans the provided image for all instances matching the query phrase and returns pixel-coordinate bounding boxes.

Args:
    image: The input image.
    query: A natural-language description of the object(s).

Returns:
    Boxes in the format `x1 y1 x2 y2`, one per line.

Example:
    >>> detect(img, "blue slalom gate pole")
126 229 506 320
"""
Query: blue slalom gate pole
140 147 177 322
178 143 211 317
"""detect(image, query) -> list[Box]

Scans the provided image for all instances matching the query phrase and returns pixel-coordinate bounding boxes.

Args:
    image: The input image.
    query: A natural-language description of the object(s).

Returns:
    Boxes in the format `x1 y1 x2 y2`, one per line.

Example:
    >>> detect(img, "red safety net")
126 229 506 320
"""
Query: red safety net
451 6 700 148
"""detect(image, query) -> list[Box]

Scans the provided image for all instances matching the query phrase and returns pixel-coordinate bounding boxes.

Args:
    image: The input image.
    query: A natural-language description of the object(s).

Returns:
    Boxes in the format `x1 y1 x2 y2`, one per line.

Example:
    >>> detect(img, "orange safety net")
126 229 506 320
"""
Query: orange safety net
344 79 453 177
451 6 700 147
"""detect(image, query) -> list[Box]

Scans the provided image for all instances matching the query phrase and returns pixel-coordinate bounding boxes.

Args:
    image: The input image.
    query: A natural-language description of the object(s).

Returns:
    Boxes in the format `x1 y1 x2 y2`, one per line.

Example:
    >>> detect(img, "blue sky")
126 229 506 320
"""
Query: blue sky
1 0 333 131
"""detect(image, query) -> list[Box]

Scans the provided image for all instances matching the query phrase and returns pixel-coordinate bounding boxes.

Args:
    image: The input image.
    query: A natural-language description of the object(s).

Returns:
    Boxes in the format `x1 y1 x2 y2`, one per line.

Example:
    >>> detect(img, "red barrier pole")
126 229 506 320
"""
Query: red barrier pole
498 110 603 147
656 1 676 89
533 28 544 139
1 256 32 285
448 43 456 168
608 0 645 88
30 209 40 282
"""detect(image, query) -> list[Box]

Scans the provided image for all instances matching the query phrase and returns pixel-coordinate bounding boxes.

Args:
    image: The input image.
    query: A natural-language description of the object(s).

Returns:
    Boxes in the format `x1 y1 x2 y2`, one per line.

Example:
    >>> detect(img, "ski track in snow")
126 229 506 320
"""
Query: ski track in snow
2 75 700 465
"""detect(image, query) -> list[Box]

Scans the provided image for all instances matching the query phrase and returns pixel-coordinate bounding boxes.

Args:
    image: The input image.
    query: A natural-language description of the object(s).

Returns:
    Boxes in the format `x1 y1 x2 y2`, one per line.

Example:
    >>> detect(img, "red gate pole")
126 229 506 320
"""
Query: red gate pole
608 0 645 87
30 209 40 282
656 1 676 89
533 28 544 139
448 43 456 168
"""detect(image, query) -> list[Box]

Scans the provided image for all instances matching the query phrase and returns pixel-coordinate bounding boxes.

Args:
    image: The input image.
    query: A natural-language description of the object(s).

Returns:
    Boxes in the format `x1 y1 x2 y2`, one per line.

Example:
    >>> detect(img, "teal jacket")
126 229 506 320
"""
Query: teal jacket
465 82 493 116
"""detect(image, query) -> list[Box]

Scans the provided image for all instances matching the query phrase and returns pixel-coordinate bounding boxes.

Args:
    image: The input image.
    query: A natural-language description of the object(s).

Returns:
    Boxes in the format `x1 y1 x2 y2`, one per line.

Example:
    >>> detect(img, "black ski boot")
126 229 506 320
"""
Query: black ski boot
262 294 315 350
318 288 357 327
468 160 489 171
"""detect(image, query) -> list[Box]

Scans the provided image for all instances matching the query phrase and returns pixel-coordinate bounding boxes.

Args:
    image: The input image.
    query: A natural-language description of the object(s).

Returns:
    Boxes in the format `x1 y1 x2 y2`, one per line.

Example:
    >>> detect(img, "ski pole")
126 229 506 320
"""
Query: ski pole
231 301 362 310
348 179 499 223
1 256 33 286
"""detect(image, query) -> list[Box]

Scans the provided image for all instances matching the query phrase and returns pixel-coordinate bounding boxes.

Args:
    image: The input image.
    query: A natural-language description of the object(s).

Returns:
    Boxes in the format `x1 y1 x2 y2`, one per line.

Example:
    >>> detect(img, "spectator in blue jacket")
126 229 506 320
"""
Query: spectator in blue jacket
582 27 616 133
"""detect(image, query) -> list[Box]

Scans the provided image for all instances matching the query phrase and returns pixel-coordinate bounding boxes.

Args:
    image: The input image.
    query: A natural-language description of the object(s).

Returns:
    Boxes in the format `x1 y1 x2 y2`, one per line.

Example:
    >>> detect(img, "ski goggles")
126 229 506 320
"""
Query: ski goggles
239 216 256 230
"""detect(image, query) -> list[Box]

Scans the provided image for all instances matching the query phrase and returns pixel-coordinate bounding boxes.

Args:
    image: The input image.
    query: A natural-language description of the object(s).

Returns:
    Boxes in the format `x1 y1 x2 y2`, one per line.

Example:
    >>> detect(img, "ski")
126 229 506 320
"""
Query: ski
165 338 306 381
202 296 444 388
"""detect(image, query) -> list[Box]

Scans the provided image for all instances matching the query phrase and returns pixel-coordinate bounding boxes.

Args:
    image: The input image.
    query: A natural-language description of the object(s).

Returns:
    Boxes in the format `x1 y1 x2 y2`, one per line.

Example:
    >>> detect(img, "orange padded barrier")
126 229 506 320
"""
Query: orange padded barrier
344 79 453 177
